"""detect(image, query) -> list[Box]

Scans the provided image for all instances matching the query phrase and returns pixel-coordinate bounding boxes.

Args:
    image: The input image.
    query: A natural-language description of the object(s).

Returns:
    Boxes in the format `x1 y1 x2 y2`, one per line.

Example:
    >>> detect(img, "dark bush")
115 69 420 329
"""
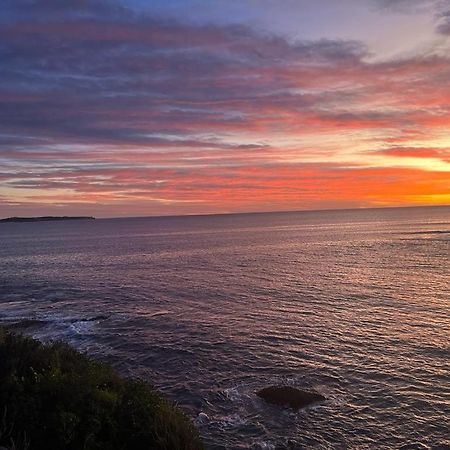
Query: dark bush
0 329 203 450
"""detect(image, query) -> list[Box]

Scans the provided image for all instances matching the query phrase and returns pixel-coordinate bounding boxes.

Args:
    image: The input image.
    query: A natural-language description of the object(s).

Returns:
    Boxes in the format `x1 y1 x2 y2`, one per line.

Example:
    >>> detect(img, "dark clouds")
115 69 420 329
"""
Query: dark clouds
0 0 368 146
436 9 450 34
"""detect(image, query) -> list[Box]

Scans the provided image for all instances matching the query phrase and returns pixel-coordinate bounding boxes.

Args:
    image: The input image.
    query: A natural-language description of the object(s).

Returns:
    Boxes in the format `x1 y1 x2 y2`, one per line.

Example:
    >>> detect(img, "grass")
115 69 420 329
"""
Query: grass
0 329 203 450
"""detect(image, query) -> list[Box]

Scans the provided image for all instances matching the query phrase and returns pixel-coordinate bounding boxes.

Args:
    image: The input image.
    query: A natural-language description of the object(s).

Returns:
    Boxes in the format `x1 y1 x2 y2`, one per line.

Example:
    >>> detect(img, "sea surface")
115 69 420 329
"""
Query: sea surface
1 206 449 449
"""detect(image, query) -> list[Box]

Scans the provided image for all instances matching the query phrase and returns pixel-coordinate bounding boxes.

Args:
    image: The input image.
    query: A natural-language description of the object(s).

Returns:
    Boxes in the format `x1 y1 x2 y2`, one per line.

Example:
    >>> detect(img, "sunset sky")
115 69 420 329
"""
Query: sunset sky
1 0 450 217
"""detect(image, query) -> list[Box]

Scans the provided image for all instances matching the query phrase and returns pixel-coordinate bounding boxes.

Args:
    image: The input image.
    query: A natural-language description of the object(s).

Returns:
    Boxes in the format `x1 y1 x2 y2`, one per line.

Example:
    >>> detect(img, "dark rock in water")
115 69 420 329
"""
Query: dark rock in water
88 315 109 321
6 319 48 330
256 386 325 410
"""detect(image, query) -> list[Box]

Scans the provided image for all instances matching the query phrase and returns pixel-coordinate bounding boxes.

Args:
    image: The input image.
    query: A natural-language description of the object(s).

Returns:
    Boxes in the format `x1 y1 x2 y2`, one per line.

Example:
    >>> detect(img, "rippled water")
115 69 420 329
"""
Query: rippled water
1 207 449 449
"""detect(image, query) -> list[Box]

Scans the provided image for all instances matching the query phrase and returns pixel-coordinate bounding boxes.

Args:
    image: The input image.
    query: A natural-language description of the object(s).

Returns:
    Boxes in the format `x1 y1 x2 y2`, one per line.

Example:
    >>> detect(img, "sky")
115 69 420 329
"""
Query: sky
1 0 450 218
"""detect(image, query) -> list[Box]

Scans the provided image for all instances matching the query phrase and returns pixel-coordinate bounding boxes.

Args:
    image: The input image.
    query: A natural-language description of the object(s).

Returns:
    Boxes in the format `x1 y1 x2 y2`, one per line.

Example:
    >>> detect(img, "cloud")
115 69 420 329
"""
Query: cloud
379 0 450 35
374 146 450 159
436 9 450 34
1 0 450 215
372 0 439 13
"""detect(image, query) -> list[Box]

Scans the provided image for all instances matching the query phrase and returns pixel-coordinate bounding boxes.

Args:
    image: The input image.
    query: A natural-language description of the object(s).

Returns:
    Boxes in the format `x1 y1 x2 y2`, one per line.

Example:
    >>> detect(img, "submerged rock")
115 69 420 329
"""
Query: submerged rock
256 386 325 410
6 318 48 330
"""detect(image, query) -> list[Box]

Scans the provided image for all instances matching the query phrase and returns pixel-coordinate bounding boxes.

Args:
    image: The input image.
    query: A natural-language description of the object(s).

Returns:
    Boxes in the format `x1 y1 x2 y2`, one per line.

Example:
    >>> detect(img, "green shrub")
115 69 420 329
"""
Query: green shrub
0 329 203 450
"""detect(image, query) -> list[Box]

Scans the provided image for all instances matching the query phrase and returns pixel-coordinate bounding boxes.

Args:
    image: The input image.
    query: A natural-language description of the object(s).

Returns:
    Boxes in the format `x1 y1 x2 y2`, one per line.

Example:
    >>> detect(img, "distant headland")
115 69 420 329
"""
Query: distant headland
0 216 95 223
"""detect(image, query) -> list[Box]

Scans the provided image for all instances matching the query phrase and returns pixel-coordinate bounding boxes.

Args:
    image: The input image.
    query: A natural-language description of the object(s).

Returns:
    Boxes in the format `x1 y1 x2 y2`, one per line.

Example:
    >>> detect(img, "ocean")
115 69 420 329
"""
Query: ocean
0 206 449 449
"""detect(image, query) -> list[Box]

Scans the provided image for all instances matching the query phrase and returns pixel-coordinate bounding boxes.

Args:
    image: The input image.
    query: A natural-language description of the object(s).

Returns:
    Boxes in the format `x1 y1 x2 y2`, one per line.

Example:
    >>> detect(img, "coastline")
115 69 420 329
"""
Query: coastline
0 216 95 223
0 328 203 450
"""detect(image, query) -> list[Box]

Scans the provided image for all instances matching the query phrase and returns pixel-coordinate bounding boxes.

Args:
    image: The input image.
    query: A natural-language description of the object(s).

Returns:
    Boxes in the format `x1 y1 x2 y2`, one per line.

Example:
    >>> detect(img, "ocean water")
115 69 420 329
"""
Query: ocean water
0 206 449 449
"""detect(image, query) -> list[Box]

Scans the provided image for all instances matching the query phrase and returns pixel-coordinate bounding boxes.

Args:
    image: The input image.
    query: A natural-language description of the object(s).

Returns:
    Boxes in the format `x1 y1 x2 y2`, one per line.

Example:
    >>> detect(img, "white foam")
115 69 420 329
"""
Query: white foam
223 387 241 401
69 320 97 335
218 413 246 428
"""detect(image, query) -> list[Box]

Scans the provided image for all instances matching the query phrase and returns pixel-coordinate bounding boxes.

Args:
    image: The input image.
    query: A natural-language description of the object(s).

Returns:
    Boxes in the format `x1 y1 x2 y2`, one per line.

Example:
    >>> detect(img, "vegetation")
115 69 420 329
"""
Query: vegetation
0 329 203 450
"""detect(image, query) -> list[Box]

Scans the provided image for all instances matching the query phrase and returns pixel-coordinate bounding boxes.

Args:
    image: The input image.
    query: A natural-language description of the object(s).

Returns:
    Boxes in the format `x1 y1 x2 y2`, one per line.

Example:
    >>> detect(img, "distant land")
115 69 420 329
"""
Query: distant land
0 216 95 223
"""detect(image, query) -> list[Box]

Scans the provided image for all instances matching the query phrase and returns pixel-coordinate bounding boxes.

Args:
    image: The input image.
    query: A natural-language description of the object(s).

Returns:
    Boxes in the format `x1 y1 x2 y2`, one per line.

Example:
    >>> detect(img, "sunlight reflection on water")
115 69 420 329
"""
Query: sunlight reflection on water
0 207 449 449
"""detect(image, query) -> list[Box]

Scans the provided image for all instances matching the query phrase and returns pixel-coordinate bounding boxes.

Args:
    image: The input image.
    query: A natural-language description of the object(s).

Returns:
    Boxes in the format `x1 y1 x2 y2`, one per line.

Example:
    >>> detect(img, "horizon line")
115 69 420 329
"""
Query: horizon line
77 203 450 221
2 204 449 222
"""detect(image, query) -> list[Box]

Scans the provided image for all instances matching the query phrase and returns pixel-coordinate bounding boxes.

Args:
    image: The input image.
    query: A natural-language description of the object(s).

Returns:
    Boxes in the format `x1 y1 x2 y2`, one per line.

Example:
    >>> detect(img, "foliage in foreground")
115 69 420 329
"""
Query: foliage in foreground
0 329 203 450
